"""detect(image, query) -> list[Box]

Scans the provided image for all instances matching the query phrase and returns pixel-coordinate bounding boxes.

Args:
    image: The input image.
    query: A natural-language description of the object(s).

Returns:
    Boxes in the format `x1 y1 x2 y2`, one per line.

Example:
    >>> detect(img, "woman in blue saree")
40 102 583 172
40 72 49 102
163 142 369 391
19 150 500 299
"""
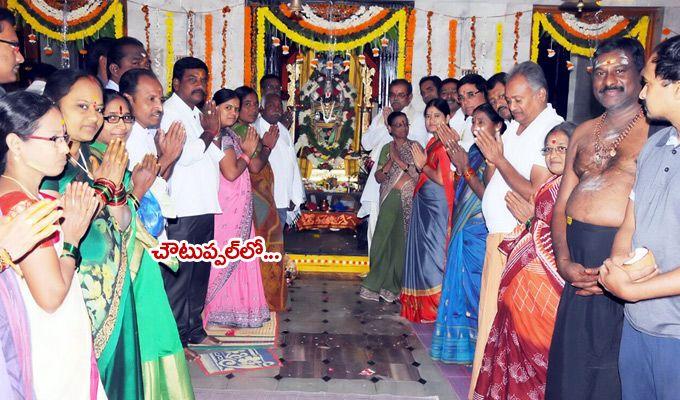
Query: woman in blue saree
431 104 505 363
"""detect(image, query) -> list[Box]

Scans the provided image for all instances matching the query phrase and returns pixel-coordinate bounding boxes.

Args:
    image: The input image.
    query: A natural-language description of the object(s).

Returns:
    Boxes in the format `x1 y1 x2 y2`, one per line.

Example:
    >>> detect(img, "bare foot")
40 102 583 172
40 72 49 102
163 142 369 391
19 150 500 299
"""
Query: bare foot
184 348 200 362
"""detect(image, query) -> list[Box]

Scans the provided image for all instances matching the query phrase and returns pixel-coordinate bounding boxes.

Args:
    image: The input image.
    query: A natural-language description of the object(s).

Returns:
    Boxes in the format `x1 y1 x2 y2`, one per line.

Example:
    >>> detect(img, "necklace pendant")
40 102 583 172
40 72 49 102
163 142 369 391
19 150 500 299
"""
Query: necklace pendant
594 153 602 165
609 148 617 158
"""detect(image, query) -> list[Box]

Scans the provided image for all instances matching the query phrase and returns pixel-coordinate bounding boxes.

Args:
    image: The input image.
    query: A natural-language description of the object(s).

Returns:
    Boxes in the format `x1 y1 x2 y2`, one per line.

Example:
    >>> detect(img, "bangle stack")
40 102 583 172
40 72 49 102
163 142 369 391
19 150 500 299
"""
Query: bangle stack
93 178 127 206
61 242 81 270
128 193 140 210
239 153 251 166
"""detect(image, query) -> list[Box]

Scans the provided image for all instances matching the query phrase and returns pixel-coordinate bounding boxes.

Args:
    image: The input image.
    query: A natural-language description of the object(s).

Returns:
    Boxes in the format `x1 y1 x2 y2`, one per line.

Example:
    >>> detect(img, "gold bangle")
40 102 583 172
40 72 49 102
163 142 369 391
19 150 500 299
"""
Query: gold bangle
0 248 15 271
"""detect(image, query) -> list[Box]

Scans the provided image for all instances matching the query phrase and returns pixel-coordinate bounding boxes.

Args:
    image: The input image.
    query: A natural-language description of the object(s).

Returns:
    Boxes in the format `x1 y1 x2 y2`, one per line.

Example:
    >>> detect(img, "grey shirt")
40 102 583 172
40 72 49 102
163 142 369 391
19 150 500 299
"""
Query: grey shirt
626 125 680 338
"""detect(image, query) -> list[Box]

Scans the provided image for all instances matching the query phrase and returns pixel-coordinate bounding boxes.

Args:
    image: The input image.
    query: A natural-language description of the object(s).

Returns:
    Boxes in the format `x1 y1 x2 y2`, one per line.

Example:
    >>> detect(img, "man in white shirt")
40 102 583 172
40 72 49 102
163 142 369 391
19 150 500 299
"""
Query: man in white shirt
105 37 149 92
468 61 564 396
120 68 185 239
85 37 115 86
454 74 489 151
253 92 305 232
159 57 223 348
419 75 442 105
486 72 513 122
441 78 463 129
359 79 428 253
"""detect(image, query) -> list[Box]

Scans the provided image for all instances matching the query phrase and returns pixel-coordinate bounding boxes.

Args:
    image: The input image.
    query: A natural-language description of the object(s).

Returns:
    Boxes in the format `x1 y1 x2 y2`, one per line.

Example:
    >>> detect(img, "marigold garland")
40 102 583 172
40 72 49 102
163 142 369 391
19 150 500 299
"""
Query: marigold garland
514 12 522 64
405 9 416 81
9 0 123 41
165 12 174 93
244 6 253 87
553 13 629 40
205 14 213 95
426 11 434 75
448 19 458 77
142 5 151 54
470 16 477 72
495 23 503 73
279 3 391 37
187 11 195 57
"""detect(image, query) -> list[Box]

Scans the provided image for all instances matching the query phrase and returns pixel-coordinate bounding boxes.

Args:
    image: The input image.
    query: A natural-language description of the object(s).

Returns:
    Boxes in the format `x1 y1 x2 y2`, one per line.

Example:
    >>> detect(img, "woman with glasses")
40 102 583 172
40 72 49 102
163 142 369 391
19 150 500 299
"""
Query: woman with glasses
93 89 194 399
41 69 145 399
400 99 456 323
431 103 501 365
203 88 270 329
474 122 576 400
0 91 104 398
360 111 419 303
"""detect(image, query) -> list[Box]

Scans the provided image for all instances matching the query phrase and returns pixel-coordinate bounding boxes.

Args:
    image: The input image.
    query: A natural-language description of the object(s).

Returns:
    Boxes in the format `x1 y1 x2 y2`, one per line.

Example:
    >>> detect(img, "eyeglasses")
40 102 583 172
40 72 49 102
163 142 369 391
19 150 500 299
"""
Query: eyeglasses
388 92 409 99
0 38 20 53
540 146 568 155
25 133 70 144
458 90 482 102
103 114 135 124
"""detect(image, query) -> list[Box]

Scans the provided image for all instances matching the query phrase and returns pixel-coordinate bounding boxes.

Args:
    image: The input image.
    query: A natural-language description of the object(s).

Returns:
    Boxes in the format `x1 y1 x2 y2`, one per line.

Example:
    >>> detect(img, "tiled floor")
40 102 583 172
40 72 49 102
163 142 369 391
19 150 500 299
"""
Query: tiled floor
190 276 461 399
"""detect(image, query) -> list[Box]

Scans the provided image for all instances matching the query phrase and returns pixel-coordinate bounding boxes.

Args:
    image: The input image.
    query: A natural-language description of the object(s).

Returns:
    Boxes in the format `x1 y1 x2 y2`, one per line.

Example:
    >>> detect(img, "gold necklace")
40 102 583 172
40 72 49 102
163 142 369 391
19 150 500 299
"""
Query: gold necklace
0 174 42 201
593 109 643 165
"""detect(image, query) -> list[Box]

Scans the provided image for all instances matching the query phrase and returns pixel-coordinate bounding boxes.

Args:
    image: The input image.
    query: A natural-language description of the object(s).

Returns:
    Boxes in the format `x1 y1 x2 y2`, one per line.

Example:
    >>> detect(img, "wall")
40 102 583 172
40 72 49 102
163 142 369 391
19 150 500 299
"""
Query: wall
125 0 680 97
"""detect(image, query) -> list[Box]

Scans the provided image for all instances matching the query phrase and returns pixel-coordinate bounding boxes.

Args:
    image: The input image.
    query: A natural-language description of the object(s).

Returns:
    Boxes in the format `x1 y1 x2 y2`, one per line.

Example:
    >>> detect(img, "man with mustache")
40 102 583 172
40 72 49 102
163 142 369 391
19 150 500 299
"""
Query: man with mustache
260 74 294 130
419 75 442 105
121 68 185 239
159 57 223 353
253 92 304 233
486 72 512 122
453 73 488 151
0 8 24 95
105 37 149 92
546 37 651 400
441 78 465 134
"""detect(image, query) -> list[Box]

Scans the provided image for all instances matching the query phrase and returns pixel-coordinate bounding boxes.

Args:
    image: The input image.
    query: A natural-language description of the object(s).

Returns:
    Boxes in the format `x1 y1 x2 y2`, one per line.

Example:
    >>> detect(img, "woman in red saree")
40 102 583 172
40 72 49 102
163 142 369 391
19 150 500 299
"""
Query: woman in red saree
474 122 575 399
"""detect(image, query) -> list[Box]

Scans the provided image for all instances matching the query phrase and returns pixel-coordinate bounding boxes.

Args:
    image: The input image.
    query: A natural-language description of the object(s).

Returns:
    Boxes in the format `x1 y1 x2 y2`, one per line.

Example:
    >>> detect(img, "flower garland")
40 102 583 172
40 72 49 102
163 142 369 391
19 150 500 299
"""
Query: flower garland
404 9 416 81
142 5 151 54
220 7 231 89
530 13 650 60
426 11 434 75
514 12 522 64
495 23 503 73
205 14 213 95
448 19 457 77
244 6 253 87
470 16 477 72
256 7 408 92
279 3 390 36
556 13 628 39
397 10 407 79
187 11 195 57
8 0 124 41
165 12 174 93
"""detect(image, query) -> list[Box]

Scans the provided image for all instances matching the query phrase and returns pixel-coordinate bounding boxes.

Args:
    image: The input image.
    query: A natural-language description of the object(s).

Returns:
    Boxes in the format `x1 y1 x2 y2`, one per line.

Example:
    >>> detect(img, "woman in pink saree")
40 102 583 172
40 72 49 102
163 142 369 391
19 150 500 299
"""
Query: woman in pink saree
203 89 270 328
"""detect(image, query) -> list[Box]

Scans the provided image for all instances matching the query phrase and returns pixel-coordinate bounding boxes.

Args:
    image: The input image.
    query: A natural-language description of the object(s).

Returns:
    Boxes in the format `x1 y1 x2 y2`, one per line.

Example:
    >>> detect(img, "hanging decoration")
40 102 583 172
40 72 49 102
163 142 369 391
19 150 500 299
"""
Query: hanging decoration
205 14 213 95
495 23 503 73
405 9 416 81
470 16 477 72
165 11 175 93
426 11 433 75
221 6 231 89
60 0 69 68
513 12 522 64
187 11 195 57
448 19 457 78
8 0 124 41
279 4 391 36
531 12 650 61
142 5 151 54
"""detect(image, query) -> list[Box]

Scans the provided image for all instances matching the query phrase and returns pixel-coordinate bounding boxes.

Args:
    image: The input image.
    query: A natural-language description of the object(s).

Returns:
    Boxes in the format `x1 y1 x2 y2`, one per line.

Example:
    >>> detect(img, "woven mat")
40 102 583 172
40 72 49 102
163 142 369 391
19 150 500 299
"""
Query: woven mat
195 348 280 376
191 313 278 348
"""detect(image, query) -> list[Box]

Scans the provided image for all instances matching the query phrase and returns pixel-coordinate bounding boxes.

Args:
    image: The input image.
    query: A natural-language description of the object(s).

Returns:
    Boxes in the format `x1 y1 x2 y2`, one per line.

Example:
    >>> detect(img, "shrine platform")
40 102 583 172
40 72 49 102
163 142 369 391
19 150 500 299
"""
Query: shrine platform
284 226 368 274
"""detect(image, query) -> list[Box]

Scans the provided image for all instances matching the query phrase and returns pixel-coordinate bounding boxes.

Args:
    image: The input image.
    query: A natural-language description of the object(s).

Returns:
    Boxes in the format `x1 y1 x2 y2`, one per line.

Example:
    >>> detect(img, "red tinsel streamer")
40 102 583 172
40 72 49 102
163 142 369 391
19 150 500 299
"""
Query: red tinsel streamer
470 16 477 72
426 11 434 75
187 11 195 57
513 12 523 65
142 5 151 54
221 6 231 88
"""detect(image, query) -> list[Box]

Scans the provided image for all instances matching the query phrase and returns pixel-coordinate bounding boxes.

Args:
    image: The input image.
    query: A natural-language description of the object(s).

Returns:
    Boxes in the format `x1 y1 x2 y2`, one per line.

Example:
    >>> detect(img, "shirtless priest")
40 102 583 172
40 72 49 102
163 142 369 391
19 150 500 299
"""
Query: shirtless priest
546 38 652 400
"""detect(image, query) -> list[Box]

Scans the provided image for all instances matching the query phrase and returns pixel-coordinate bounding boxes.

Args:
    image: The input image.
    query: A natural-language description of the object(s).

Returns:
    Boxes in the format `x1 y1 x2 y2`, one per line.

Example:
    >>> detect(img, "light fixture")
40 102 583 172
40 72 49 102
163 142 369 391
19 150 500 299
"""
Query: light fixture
289 0 302 15
559 0 601 14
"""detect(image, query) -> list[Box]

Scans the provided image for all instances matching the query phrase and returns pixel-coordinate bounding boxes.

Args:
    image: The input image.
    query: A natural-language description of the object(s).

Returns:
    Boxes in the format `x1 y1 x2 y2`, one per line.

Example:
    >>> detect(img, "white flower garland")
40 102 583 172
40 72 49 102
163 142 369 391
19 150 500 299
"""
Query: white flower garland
560 13 626 37
29 0 103 23
299 4 385 32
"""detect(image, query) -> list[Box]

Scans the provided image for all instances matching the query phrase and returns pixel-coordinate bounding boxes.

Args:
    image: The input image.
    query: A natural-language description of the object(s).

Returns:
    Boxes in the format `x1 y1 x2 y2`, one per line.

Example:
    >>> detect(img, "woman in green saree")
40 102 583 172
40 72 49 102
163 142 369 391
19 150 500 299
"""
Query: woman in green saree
360 111 419 303
42 71 192 399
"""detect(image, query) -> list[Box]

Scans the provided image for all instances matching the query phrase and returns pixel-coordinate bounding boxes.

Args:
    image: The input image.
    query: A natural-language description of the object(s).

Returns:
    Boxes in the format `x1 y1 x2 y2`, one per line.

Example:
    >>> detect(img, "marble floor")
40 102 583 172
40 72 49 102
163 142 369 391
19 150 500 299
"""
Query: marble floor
190 275 463 399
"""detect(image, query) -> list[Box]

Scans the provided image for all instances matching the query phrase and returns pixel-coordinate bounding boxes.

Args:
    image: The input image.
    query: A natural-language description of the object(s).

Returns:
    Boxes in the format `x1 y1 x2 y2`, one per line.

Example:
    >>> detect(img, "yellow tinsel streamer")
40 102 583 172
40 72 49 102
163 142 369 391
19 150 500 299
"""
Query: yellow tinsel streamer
495 23 503 73
531 13 650 61
9 0 124 41
256 7 407 97
165 12 175 93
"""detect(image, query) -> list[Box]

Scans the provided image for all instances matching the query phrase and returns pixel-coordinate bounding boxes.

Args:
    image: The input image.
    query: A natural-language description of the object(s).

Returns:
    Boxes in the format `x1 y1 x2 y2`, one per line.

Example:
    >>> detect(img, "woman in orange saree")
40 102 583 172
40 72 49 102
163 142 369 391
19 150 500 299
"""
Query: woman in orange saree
474 123 575 399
